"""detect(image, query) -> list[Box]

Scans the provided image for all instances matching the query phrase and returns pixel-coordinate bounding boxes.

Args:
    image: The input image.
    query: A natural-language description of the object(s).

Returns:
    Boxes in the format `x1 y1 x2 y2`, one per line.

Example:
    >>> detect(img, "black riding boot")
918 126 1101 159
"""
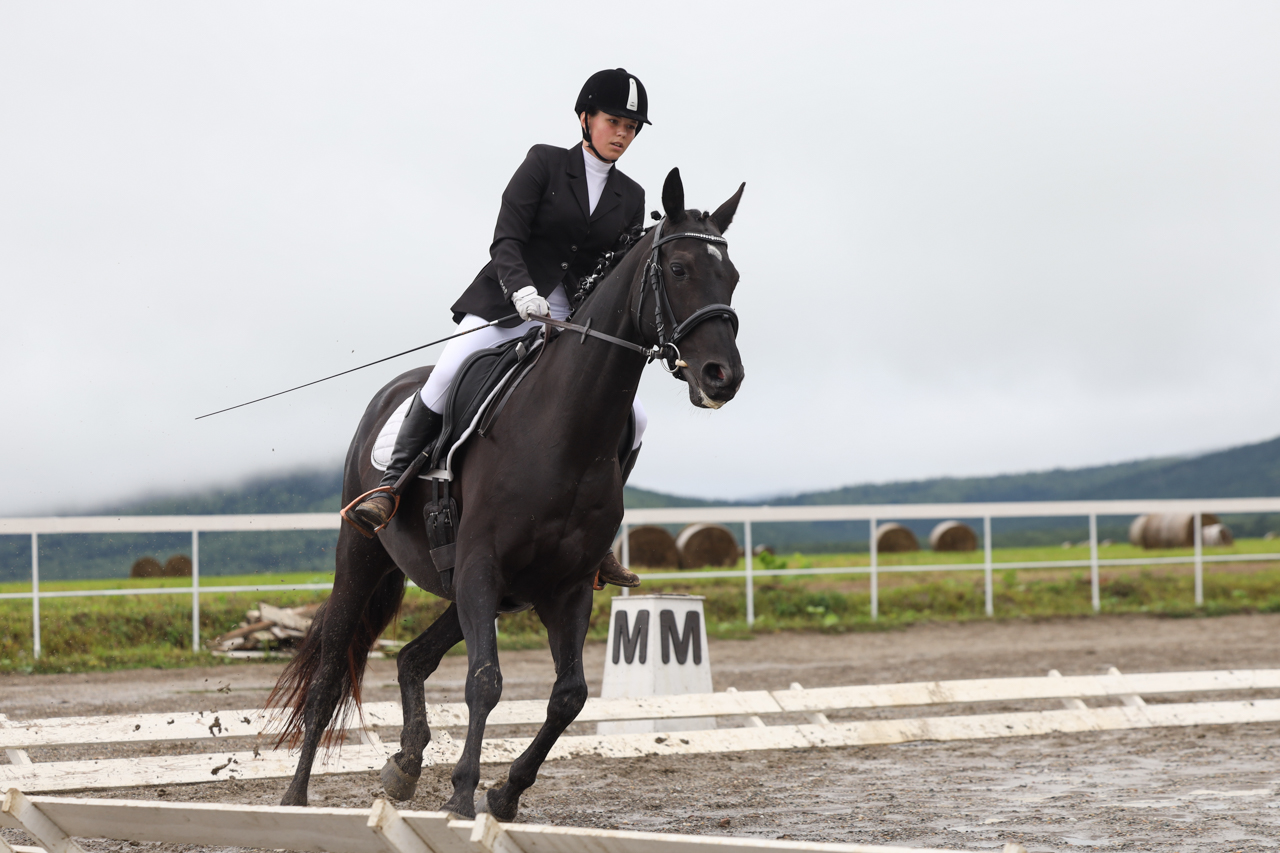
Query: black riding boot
597 443 643 588
343 394 443 537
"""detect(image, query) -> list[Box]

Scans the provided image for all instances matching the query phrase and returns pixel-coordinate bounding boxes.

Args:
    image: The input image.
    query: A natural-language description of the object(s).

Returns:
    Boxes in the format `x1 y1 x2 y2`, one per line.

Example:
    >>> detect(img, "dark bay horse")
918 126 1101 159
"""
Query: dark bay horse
268 169 745 819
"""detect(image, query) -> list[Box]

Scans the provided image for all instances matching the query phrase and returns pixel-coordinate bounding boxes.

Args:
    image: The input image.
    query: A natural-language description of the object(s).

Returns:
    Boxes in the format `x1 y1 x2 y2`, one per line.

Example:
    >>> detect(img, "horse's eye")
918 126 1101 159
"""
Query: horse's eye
670 262 686 277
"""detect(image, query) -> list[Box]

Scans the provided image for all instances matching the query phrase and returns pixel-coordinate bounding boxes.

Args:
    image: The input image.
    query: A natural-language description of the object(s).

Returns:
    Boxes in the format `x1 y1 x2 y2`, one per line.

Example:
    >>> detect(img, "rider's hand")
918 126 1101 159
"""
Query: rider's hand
512 285 550 321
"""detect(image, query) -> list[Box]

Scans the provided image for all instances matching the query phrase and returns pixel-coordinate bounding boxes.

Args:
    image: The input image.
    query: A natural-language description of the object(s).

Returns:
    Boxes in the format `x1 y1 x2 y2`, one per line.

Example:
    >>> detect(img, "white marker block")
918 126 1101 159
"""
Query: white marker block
598 594 715 734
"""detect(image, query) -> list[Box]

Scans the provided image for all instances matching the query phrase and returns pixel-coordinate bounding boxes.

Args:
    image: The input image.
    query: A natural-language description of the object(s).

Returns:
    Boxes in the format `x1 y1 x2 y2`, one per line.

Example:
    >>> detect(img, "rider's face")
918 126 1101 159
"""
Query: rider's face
580 111 638 161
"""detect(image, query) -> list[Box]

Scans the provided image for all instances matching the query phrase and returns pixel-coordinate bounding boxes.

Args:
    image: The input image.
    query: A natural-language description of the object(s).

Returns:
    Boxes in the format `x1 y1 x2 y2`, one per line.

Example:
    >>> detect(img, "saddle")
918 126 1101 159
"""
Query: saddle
369 324 636 595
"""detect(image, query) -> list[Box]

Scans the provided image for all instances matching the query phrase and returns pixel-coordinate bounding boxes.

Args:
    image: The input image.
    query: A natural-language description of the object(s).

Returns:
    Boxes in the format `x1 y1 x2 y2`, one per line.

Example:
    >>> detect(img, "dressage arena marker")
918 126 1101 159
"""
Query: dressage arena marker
0 791 1021 853
599 595 715 734
3 669 1279 795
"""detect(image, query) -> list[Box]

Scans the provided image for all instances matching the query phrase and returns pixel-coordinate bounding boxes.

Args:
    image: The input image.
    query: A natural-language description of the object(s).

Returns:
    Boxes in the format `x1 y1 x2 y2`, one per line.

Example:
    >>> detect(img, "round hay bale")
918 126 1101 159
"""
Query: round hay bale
1202 523 1234 547
676 523 741 568
875 522 919 553
929 520 978 552
162 554 193 577
611 525 680 568
130 556 162 578
1128 513 1221 549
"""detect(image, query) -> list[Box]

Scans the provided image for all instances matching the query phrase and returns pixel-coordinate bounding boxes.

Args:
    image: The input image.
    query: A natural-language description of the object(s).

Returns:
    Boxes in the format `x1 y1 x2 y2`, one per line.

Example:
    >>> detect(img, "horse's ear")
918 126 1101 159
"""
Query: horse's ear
662 168 685 222
711 182 746 233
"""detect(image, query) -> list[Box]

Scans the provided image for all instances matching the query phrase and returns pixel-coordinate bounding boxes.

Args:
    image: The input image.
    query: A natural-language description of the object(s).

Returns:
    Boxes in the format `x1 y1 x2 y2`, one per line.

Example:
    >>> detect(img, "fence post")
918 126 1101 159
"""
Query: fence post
1194 511 1203 607
744 520 754 627
619 522 630 598
983 516 993 617
1089 513 1100 612
869 518 878 621
31 532 40 660
191 530 200 652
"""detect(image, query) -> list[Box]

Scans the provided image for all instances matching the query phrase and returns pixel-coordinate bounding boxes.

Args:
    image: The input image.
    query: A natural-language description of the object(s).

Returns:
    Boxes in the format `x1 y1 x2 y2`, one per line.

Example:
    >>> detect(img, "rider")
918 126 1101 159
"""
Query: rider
344 69 652 587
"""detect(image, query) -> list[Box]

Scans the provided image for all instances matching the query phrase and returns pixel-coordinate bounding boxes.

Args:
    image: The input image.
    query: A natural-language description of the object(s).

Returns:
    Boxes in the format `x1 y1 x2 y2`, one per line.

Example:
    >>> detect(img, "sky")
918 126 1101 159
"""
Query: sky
2 2 1279 514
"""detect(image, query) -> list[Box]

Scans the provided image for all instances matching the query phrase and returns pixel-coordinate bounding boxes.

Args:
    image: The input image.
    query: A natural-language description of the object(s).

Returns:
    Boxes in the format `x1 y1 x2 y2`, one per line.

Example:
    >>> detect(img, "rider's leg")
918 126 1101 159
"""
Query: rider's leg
344 293 571 537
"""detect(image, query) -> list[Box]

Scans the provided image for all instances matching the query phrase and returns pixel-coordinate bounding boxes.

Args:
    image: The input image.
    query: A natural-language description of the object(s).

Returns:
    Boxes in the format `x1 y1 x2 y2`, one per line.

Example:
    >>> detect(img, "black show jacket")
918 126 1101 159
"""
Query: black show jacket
451 144 645 326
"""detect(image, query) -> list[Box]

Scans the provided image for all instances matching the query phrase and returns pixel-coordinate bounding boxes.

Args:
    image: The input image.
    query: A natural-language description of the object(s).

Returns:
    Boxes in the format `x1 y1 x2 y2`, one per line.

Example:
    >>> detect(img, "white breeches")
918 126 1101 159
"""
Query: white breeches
419 285 648 451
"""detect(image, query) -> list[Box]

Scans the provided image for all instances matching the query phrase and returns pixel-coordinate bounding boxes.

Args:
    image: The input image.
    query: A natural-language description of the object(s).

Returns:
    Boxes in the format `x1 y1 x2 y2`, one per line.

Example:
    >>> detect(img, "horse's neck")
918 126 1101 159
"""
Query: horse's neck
529 244 650 447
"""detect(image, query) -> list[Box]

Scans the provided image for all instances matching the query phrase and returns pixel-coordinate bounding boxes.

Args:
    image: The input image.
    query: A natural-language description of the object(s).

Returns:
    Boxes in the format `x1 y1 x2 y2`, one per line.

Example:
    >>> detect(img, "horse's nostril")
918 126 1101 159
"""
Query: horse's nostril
702 362 729 386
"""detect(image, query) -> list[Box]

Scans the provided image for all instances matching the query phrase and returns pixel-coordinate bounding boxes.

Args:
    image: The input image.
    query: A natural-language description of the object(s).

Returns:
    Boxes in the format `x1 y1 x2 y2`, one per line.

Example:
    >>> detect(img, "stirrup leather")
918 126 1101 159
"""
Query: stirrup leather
340 486 401 538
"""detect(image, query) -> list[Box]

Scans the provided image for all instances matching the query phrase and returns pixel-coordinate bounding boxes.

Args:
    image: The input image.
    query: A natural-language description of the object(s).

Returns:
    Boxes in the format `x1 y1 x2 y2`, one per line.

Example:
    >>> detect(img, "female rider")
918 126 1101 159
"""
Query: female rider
343 68 651 587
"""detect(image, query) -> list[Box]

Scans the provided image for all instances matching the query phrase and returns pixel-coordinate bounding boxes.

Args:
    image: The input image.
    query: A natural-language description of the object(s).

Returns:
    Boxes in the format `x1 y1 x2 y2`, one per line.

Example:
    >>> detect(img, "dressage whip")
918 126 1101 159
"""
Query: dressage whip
195 312 521 420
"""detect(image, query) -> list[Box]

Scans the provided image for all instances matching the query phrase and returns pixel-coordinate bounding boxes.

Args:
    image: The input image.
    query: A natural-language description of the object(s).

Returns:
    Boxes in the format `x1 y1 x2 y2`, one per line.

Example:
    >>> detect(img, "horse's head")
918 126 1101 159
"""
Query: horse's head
640 168 746 409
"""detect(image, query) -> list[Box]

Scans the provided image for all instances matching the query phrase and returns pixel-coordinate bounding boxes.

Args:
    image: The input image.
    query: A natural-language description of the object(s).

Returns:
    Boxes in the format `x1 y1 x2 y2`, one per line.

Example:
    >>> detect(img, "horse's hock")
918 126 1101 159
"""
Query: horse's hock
875 522 919 553
930 521 979 552
676 523 741 568
1129 513 1232 548
613 525 681 568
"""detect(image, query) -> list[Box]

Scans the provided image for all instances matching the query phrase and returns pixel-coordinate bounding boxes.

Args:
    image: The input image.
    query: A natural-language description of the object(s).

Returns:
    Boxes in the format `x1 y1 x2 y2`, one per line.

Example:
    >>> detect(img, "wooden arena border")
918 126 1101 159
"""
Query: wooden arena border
2 669 1279 795
0 790 1012 853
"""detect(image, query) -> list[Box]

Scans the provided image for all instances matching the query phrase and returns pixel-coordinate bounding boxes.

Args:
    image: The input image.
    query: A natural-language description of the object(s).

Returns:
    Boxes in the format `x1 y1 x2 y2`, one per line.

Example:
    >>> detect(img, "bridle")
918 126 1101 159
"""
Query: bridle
536 218 739 372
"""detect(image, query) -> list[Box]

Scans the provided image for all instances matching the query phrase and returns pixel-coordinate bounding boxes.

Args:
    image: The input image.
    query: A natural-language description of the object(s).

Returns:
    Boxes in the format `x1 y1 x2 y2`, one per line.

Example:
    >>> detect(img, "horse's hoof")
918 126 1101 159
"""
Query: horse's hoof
380 758 421 801
486 787 519 822
442 793 477 819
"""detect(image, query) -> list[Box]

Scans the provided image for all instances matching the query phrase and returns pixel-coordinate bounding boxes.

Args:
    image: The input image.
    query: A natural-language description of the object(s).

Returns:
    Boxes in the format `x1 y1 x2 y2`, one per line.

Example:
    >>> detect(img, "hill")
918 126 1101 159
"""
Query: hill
3 435 1278 580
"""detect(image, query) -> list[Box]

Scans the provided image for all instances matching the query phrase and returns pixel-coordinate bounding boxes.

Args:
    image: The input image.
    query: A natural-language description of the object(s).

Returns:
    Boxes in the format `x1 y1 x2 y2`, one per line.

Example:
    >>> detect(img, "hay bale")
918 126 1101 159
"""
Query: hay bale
130 556 163 578
162 554 193 577
676 523 741 568
875 522 919 553
1128 513 1221 549
929 521 978 552
1202 523 1234 547
752 544 775 557
611 525 681 568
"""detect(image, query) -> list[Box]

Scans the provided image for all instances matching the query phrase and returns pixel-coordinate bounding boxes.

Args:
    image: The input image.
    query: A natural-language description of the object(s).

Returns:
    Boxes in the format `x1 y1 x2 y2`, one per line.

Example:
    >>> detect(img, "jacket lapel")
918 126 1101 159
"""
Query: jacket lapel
564 145 591 219
590 167 623 222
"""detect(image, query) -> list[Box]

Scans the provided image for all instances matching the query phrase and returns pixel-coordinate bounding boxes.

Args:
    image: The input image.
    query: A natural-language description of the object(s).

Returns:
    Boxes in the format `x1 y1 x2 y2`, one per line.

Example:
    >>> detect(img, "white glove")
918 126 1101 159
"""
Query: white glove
512 285 549 321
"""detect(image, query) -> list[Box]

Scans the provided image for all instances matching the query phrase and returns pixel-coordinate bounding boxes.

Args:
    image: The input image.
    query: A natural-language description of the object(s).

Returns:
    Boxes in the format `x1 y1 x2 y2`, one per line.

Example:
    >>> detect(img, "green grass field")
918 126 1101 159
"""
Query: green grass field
3 540 1278 674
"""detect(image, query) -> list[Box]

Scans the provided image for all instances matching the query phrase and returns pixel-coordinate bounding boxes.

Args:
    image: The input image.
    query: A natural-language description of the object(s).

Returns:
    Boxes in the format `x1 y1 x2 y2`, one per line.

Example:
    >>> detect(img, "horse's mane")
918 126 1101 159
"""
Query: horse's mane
569 222 655 316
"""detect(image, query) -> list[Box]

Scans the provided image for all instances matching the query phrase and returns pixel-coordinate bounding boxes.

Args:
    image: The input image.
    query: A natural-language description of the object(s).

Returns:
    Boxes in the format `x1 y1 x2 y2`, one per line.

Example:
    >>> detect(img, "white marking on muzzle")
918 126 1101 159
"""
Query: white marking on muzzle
698 388 725 410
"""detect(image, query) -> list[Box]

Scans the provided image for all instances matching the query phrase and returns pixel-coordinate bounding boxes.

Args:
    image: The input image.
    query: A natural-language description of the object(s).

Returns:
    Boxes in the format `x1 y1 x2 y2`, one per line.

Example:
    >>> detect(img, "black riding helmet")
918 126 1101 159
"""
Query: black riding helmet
575 68 650 163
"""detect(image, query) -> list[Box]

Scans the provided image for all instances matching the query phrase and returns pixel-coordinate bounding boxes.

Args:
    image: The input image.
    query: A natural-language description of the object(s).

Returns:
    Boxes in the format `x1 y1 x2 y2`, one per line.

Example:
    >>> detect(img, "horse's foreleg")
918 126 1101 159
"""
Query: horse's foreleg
441 565 504 818
486 582 593 821
381 603 464 800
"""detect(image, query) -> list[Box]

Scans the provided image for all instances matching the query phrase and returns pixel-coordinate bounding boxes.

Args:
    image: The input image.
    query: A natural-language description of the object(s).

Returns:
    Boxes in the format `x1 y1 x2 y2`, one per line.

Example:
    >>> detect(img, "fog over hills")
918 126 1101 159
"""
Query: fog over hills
4 435 1278 580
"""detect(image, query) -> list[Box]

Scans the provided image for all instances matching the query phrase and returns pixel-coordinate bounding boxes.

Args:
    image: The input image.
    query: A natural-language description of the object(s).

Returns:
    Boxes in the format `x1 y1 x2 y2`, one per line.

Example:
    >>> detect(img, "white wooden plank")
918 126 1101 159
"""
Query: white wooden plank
499 822 956 853
369 799 434 853
1046 670 1088 710
772 669 1280 713
402 814 477 853
21 796 387 853
0 744 395 794
0 791 86 853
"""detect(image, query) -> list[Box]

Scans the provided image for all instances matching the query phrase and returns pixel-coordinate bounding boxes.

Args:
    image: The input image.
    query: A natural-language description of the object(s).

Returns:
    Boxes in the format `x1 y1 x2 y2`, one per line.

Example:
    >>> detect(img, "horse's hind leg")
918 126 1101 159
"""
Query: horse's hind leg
380 603 464 800
486 582 593 821
279 528 398 806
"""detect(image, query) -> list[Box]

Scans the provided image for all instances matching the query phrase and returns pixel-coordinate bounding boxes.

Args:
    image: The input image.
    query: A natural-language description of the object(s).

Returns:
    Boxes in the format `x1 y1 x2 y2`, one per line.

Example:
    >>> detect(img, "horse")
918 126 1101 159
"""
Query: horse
268 168 745 819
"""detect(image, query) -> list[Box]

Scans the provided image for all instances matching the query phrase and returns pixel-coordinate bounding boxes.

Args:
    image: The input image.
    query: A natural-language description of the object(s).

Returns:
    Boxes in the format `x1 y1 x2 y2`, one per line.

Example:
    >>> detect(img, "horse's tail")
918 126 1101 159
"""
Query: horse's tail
266 570 406 750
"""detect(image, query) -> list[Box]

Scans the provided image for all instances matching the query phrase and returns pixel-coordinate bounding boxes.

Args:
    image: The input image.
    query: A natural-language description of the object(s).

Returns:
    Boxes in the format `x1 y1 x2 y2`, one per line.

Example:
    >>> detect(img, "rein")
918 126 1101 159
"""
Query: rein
536 218 738 372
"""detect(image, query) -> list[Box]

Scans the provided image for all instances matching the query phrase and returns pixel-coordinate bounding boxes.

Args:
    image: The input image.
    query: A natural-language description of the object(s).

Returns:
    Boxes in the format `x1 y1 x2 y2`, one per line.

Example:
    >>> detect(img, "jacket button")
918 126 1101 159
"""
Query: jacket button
561 262 569 270
571 245 578 252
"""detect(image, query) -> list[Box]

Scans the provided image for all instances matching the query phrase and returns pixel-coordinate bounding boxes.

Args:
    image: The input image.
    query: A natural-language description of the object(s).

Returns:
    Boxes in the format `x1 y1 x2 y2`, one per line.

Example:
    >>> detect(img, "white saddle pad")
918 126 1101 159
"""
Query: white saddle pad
370 394 415 472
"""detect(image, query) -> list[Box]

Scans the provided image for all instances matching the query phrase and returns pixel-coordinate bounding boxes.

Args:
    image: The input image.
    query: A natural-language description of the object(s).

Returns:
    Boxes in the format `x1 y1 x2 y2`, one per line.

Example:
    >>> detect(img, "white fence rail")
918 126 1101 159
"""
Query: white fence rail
3 498 1280 657
0 791 977 853
4 669 1279 796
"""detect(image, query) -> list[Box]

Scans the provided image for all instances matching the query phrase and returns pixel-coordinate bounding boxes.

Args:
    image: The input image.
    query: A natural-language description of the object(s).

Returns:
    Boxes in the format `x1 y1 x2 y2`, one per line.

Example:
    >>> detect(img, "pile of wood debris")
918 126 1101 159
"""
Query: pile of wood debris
210 602 319 655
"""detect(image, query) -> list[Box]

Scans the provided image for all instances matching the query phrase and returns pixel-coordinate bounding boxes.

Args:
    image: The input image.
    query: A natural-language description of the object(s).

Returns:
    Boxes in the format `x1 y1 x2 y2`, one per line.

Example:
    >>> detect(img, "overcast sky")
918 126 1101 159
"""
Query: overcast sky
2 2 1279 514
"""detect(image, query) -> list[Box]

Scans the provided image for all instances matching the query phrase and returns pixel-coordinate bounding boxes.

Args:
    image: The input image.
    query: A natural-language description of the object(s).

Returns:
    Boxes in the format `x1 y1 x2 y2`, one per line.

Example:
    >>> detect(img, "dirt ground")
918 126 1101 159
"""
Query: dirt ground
4 613 1280 851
